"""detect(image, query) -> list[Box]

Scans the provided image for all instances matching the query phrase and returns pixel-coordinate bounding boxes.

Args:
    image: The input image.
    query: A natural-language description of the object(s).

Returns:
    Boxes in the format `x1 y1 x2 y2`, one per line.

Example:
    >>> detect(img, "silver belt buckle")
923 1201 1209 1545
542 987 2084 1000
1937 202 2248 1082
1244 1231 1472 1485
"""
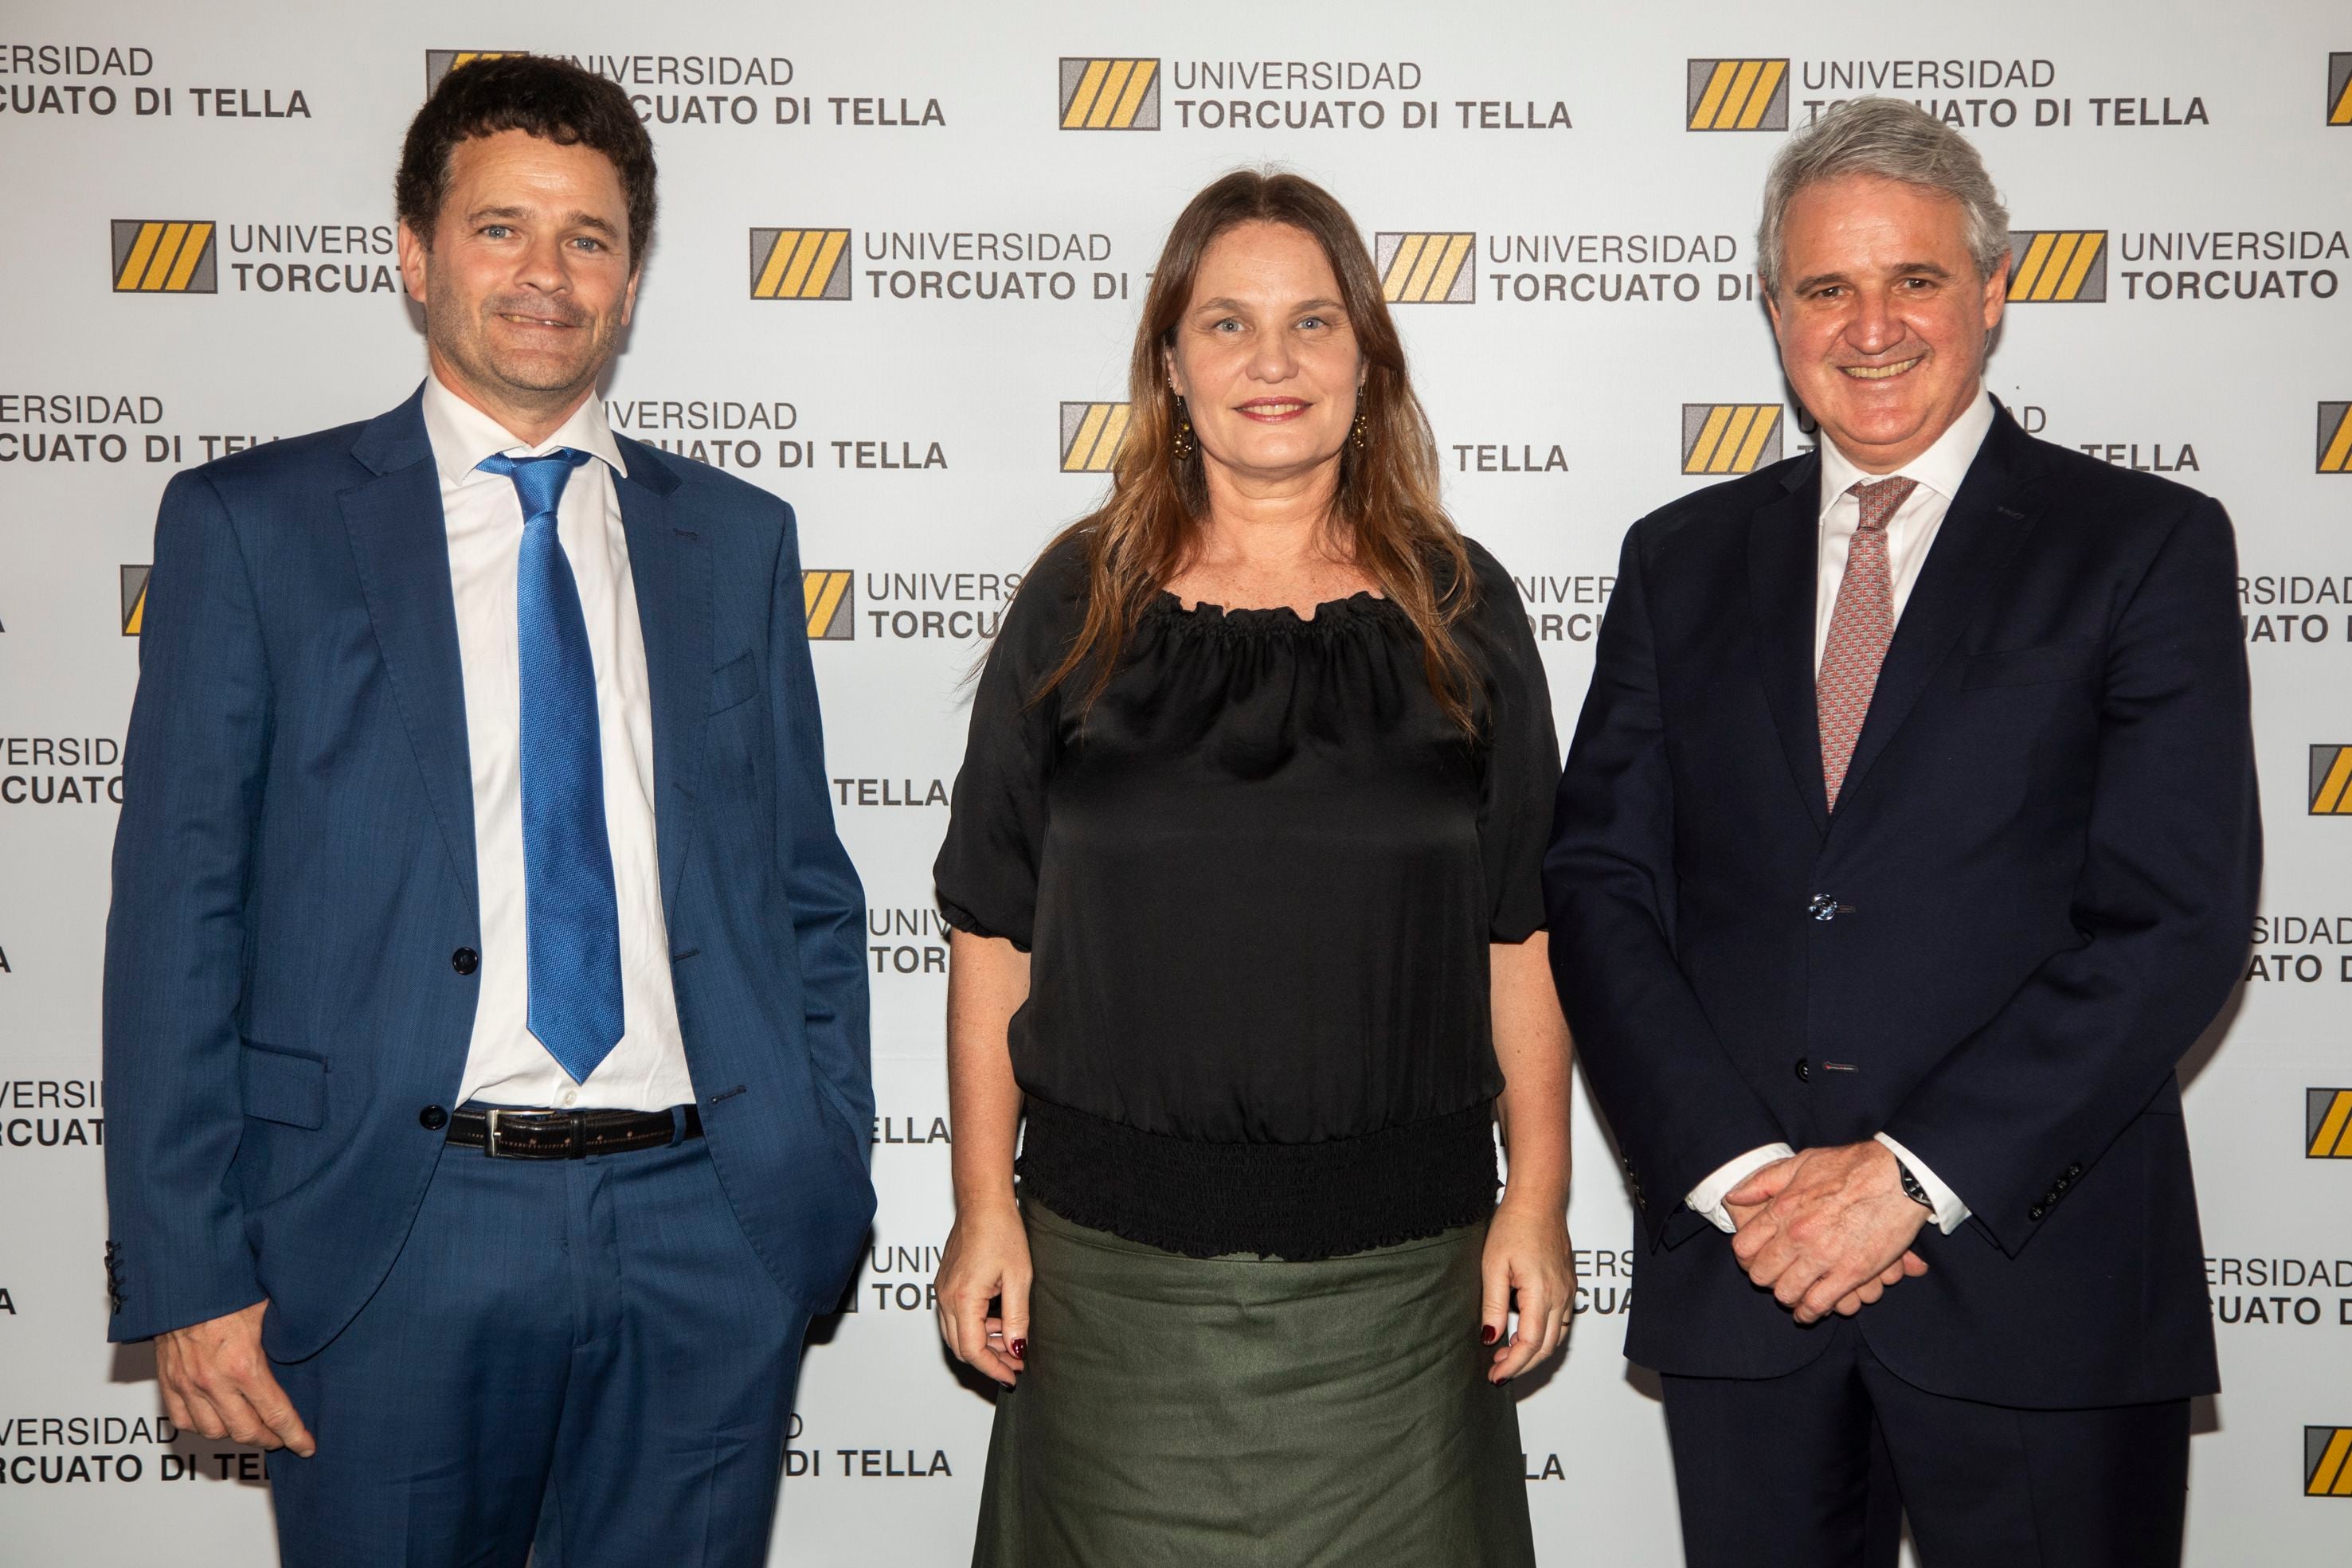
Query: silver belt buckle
485 1108 506 1158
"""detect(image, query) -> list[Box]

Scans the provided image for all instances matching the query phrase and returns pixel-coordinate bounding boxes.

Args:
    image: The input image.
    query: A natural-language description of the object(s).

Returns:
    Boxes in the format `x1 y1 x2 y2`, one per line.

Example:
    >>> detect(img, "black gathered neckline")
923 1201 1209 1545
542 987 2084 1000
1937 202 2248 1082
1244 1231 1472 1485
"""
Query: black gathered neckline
1146 588 1399 634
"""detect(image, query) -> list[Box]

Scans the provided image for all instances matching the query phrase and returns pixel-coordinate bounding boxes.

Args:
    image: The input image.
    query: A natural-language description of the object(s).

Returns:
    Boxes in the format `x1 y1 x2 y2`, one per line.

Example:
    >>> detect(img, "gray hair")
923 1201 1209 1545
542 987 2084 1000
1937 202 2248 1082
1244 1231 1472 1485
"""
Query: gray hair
1756 98 2010 298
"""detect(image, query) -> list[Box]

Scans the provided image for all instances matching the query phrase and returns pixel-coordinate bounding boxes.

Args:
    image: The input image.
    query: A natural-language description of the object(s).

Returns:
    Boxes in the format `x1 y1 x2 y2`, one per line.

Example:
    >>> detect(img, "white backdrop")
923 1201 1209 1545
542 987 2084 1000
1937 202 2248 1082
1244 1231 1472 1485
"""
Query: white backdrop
4 1 2350 1561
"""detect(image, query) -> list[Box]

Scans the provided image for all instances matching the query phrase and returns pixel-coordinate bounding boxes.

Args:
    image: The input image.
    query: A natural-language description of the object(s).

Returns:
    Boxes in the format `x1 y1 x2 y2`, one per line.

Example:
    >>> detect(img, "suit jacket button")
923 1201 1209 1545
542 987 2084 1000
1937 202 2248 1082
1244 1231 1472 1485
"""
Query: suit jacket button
1808 894 1837 921
451 947 479 976
2064 1162 2083 1179
418 1105 448 1131
2029 1205 2047 1221
1794 1057 1811 1082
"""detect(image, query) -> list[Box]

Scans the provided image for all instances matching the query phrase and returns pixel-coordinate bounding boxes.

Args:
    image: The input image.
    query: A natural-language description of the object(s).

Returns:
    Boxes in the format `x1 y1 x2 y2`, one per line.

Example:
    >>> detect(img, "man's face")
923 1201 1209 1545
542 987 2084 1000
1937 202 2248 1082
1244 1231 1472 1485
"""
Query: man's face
1767 174 2007 473
397 129 638 419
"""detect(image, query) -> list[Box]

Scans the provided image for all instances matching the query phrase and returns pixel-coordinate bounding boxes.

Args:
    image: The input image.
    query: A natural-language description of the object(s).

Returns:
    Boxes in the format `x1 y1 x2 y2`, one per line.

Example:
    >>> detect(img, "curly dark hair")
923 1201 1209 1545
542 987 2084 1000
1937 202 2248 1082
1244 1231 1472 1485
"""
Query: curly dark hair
396 56 657 266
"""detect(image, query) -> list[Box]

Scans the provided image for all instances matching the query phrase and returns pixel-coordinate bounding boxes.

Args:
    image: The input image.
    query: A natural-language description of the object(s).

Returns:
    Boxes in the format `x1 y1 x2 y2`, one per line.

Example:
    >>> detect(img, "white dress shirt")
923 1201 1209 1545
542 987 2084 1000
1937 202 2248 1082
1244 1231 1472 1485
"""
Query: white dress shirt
422 373 695 1112
1685 388 1997 1238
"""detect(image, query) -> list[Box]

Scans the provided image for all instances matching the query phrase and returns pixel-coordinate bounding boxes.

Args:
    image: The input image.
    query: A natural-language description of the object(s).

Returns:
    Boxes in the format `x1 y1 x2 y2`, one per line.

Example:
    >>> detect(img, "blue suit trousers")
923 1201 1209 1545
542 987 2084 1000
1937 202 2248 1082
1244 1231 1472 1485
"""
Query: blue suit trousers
265 1124 809 1567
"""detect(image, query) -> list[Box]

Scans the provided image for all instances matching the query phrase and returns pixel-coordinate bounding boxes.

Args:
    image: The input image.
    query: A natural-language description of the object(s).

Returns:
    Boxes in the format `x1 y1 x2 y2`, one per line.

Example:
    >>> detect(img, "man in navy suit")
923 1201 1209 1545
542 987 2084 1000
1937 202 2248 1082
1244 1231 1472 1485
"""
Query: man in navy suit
101 57 873 1566
1546 99 2257 1566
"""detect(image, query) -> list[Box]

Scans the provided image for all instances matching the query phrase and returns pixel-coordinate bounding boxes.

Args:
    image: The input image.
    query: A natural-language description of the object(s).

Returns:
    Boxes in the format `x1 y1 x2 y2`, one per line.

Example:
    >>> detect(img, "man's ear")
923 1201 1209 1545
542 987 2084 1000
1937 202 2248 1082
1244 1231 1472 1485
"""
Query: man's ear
396 220 432 307
1980 252 2012 334
622 263 642 327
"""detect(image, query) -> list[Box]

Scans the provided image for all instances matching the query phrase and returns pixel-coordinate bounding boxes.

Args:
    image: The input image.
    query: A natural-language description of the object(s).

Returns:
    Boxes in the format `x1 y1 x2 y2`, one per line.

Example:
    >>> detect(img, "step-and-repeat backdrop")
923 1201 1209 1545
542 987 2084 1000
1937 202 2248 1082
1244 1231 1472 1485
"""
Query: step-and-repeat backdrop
4 1 2349 1561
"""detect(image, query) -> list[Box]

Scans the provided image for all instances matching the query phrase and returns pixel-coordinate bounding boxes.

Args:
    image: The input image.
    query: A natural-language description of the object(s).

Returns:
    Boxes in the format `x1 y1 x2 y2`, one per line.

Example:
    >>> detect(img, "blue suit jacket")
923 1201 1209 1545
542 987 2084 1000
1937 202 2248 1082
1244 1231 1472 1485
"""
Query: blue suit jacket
1545 406 2256 1408
103 389 875 1358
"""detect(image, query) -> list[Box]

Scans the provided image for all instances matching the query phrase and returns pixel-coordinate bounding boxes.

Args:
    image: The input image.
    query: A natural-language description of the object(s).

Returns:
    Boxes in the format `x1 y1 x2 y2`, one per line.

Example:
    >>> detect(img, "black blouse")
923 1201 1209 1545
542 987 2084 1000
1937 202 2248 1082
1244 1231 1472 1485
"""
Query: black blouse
933 534 1560 1260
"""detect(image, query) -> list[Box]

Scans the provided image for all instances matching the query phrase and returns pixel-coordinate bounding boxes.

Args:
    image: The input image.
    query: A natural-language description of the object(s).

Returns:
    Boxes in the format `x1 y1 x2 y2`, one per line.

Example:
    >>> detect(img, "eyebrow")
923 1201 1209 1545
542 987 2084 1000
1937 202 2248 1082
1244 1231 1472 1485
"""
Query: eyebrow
1191 295 1347 315
466 205 621 237
1791 260 1954 294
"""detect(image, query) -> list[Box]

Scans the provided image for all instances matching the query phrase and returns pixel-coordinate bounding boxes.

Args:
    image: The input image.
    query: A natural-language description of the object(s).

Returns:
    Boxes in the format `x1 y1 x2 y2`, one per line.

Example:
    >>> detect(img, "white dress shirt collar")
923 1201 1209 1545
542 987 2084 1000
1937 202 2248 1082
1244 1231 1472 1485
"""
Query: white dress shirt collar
419 372 628 491
1815 386 1995 518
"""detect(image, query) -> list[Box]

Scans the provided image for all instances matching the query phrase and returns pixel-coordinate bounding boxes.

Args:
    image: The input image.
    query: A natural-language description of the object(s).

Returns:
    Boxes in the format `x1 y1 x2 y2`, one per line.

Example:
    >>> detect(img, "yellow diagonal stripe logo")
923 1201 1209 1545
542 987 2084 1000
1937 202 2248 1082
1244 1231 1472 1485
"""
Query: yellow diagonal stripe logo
2329 53 2352 125
2307 1428 2352 1496
749 229 852 300
2006 231 2107 302
1374 234 1476 304
110 221 217 294
1681 405 1784 475
1059 58 1160 130
2311 745 2352 814
1686 60 1790 131
120 565 150 636
2319 403 2352 474
425 50 526 94
802 570 855 640
2308 1090 2352 1158
1059 403 1131 472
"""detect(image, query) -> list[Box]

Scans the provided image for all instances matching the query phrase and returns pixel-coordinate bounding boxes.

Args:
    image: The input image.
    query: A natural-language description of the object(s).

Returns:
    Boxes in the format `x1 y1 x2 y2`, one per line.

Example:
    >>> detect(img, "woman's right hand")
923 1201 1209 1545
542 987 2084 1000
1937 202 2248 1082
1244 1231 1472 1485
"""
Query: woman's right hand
936 1198 1032 1386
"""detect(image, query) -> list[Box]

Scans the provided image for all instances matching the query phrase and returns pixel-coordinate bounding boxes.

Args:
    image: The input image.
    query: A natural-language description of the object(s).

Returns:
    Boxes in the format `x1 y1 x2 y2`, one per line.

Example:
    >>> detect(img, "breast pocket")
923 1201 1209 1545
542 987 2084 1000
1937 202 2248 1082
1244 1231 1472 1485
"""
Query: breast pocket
706 650 769 800
710 650 761 714
1963 642 2100 690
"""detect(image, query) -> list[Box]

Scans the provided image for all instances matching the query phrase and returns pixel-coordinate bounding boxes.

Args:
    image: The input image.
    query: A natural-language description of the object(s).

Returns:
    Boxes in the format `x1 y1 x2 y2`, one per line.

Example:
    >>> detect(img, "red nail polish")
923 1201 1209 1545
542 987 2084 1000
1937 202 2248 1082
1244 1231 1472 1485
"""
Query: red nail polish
1009 1339 1027 1359
1481 1325 1498 1344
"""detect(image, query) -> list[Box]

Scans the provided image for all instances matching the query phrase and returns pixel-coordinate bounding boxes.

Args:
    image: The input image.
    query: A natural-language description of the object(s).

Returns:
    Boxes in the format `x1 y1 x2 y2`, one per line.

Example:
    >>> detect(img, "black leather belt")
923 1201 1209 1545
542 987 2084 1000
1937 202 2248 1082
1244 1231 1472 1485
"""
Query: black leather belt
448 1105 702 1159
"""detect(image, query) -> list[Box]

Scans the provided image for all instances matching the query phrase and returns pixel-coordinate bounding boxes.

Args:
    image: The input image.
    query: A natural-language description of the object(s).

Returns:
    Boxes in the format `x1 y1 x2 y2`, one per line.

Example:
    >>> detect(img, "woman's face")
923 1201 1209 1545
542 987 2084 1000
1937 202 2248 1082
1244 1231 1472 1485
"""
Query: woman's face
1165 221 1365 491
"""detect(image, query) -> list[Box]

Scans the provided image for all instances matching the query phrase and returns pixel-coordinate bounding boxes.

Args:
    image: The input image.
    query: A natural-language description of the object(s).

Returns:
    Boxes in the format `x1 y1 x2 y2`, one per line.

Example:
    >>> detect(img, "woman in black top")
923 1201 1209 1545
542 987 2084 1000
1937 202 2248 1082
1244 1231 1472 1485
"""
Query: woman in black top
933 171 1573 1567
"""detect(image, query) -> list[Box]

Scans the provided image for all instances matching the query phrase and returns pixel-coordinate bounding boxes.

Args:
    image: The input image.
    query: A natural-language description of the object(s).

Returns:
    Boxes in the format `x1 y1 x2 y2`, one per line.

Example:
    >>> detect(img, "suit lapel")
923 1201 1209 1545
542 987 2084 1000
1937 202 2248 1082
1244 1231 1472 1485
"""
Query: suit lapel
342 393 478 909
1748 450 1830 837
1834 409 2050 811
615 445 709 926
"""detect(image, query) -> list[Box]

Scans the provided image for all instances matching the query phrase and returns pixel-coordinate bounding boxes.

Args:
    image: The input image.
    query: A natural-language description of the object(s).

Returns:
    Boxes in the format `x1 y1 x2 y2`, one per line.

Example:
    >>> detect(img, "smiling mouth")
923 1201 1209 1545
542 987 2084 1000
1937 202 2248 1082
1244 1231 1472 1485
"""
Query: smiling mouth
1237 399 1309 420
1840 356 1922 381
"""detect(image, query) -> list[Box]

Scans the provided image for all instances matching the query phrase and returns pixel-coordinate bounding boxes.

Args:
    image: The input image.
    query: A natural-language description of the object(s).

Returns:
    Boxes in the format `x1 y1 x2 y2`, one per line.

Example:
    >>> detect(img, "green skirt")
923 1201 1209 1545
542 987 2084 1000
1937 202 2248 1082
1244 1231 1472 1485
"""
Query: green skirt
972 1201 1537 1568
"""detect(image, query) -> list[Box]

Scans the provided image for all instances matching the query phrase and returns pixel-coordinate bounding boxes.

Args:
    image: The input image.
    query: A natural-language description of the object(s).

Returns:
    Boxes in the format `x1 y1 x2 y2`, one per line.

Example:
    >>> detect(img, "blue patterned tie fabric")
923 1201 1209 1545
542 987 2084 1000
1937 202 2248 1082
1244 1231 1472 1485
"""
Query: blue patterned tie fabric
477 448 624 1084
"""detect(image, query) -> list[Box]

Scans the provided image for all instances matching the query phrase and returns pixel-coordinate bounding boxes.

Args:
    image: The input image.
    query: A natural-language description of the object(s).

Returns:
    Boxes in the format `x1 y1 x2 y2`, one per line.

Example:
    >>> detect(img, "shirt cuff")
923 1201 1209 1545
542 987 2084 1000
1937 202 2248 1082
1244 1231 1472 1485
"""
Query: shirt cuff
1685 1144 1797 1234
1875 1132 1970 1234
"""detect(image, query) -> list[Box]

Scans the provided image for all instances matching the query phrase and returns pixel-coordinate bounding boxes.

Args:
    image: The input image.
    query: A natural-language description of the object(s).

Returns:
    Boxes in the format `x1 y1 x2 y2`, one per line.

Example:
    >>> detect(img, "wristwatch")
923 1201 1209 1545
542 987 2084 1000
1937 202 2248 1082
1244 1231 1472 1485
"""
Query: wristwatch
1893 1159 1935 1211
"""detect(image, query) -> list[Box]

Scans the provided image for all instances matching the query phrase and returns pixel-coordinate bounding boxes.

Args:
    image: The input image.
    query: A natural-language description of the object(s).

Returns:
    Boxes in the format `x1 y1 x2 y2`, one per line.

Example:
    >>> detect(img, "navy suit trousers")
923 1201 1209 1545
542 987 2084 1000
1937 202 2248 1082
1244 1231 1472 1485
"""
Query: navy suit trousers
1660 1321 2190 1568
264 1124 809 1567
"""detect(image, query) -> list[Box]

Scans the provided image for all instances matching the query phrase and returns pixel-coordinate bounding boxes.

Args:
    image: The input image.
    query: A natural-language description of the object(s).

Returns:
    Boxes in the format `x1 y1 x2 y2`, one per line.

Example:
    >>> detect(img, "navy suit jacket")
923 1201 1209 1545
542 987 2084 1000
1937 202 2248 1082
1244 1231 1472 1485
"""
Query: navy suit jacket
103 389 875 1359
1545 405 2256 1408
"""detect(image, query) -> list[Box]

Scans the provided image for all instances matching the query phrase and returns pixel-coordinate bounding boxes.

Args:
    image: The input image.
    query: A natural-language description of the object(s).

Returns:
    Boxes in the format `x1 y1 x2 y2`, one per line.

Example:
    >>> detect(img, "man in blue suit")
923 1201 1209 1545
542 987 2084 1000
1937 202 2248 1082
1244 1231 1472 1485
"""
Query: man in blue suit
1547 100 2256 1566
101 57 873 1566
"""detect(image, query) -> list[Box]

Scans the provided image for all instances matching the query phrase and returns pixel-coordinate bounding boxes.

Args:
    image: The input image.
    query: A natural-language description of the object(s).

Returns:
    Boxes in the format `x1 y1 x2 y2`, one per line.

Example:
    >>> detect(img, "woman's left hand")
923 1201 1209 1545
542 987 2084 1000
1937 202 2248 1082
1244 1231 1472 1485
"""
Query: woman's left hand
1480 1197 1575 1383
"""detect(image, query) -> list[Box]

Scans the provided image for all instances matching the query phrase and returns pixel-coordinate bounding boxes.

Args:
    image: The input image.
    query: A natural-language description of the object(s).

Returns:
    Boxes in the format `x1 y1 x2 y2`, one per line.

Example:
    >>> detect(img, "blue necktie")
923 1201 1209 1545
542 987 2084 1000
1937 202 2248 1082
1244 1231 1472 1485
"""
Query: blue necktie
478 449 624 1085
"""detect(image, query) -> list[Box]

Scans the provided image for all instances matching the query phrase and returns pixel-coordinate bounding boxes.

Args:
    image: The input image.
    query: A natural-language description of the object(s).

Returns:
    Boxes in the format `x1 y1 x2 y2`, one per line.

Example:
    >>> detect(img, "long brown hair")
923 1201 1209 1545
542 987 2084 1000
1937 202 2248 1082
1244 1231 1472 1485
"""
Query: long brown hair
1035 169 1480 730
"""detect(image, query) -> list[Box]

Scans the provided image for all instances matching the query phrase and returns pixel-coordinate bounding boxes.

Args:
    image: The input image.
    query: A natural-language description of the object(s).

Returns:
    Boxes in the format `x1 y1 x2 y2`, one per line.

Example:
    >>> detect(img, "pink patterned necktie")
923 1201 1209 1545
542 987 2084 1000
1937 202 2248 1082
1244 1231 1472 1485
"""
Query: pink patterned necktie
1818 476 1918 810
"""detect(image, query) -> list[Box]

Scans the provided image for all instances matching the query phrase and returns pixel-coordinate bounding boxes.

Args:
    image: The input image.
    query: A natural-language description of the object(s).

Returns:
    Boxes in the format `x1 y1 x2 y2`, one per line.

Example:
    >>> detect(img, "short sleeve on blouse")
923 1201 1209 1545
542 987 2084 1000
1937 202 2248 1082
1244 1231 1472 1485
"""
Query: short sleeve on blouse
932 538 1084 952
1464 542 1562 942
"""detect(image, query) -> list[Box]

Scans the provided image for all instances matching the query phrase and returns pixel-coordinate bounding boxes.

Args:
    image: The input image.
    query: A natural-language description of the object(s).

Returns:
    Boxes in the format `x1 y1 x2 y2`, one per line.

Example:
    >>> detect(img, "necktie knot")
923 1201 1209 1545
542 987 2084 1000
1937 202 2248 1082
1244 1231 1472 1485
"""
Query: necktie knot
1848 475 1919 533
478 448 591 526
